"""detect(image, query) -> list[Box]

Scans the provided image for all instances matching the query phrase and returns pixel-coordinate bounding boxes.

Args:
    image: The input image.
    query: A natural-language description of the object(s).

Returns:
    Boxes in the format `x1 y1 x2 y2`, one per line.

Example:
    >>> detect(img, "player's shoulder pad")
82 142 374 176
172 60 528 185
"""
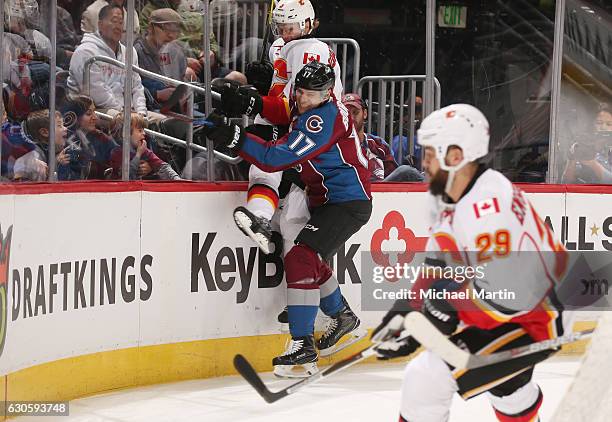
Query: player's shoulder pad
453 169 514 227
283 38 330 61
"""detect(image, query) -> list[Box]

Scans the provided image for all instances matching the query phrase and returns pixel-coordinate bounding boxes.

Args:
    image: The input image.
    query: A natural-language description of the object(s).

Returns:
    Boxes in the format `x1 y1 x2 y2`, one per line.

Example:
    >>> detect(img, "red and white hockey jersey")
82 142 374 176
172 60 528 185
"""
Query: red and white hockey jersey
269 37 343 100
413 167 571 341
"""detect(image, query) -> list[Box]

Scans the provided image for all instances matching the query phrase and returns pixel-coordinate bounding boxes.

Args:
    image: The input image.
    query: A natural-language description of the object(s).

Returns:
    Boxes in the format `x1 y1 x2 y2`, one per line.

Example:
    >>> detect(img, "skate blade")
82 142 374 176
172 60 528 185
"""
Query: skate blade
318 328 368 357
273 362 319 379
233 209 271 254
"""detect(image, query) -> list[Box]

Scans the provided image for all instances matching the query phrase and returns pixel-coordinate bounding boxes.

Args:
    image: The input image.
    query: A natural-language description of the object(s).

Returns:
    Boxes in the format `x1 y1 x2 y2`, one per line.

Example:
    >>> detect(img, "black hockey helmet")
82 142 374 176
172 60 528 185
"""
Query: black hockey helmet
294 61 335 92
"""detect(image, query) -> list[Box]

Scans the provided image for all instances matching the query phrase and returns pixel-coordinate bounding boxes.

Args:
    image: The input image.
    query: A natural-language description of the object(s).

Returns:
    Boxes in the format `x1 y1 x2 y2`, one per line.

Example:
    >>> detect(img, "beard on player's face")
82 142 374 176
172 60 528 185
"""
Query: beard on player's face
429 168 449 196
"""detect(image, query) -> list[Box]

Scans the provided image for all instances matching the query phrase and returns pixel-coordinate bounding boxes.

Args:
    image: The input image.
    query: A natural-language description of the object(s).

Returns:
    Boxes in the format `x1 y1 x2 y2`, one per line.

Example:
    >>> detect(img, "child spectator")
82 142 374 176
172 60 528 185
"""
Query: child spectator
13 109 69 181
109 112 181 180
60 95 119 180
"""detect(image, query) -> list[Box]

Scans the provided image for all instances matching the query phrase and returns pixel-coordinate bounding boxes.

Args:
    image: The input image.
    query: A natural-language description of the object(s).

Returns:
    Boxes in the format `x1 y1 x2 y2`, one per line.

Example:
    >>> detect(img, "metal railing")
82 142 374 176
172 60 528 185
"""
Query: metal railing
94 111 239 164
210 0 361 91
82 56 242 169
320 38 360 93
358 75 441 163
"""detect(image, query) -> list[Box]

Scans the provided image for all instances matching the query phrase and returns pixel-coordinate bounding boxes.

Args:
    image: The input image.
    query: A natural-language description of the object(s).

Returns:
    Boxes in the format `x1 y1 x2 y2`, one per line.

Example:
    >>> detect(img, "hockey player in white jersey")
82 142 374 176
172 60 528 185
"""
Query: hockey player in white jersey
218 0 343 255
373 104 571 421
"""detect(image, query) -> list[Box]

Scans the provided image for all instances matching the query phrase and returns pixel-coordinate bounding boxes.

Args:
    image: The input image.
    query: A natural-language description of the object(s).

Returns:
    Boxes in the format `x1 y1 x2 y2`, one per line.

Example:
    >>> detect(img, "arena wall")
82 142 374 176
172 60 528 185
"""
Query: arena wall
0 181 608 416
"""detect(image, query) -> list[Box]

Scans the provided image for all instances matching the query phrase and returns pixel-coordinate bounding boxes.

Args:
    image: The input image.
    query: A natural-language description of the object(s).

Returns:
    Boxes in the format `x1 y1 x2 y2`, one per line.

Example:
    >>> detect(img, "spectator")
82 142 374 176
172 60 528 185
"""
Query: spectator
13 109 70 181
134 8 188 105
68 5 148 117
140 0 246 84
1 32 33 102
5 0 51 61
341 93 397 180
342 93 423 182
562 103 612 184
390 99 423 168
1 88 36 178
109 112 181 180
60 95 119 180
44 0 82 69
81 0 140 36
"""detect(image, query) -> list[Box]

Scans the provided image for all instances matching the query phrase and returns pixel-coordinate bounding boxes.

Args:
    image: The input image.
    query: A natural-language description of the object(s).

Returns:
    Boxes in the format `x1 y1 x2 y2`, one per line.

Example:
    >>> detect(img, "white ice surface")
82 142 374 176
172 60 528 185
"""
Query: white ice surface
17 358 579 422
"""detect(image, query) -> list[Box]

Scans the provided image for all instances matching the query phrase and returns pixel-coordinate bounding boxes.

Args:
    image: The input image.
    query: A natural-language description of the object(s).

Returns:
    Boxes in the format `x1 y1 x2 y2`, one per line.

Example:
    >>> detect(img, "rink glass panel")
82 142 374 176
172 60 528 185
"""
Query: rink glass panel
1 0 610 183
553 0 612 184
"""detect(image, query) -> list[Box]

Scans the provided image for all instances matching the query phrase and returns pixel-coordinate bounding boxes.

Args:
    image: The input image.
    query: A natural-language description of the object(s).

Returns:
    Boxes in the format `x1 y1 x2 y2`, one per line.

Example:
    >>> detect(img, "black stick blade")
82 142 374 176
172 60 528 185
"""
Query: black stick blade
160 83 191 114
233 354 274 402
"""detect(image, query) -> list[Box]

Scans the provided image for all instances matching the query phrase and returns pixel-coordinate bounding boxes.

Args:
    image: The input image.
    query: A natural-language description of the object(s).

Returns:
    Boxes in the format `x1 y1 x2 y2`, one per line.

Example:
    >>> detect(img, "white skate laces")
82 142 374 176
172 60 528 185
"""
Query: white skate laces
322 318 338 339
282 339 303 356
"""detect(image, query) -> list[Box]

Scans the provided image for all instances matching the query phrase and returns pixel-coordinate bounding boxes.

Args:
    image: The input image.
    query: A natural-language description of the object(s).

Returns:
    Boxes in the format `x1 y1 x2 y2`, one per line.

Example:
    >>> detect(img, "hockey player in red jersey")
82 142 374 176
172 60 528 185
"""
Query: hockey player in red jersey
373 104 571 421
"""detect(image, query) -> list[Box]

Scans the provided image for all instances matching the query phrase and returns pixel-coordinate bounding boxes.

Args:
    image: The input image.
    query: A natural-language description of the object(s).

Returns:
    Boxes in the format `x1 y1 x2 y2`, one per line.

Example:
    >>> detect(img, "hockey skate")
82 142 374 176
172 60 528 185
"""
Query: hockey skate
272 336 319 378
317 302 367 357
233 206 273 254
277 306 289 333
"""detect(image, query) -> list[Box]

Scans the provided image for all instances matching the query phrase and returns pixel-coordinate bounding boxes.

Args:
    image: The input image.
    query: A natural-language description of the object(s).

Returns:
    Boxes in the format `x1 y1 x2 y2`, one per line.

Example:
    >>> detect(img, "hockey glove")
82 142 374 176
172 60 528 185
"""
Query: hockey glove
422 280 460 336
375 331 420 360
245 60 274 95
220 84 263 117
199 111 246 152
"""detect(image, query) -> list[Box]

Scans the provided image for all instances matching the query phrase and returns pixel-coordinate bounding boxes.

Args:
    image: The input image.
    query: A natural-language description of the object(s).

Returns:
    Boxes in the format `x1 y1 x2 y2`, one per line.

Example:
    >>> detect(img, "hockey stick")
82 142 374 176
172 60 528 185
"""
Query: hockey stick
403 312 595 370
160 83 191 115
259 0 276 63
234 345 377 403
235 315 405 403
158 84 215 126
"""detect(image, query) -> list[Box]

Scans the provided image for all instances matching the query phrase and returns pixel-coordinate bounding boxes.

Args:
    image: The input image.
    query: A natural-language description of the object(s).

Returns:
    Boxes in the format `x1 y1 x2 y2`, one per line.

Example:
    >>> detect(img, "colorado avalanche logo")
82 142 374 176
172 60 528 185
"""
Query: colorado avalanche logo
306 115 323 133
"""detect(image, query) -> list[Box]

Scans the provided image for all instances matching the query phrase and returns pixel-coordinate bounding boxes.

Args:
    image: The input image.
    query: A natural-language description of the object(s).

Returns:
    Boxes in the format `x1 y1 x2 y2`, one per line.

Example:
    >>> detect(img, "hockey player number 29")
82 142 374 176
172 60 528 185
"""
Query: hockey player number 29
289 132 316 156
475 230 510 262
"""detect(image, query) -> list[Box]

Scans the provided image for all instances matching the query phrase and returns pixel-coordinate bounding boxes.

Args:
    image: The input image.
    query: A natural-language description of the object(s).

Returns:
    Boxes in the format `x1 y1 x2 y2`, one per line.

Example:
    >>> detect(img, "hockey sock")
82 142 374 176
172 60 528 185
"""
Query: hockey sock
490 384 543 422
319 278 344 317
247 184 278 220
285 244 329 338
287 304 319 337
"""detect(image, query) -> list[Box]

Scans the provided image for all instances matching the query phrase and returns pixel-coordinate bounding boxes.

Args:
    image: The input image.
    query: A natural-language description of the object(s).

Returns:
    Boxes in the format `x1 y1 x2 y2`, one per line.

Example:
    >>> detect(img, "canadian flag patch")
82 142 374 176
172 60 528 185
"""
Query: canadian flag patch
473 197 500 218
159 53 171 65
303 52 321 64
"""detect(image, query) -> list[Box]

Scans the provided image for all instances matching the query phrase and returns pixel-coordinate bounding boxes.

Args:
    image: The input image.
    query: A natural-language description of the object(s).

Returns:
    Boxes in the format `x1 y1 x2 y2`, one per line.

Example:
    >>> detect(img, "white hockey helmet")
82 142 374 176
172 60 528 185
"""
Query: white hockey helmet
272 0 315 36
417 103 490 172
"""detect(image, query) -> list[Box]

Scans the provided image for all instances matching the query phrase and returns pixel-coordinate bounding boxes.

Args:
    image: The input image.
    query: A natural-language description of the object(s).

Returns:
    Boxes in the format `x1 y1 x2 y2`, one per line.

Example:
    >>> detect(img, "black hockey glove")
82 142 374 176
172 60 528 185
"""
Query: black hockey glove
220 84 263 118
245 60 274 95
245 123 281 142
371 303 420 361
422 280 460 336
375 335 420 360
199 111 246 152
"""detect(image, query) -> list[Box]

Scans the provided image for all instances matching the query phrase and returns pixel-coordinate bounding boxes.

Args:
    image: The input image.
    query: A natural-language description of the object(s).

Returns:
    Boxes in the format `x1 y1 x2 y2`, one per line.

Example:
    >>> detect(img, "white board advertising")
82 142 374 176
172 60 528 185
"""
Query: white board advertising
0 185 607 375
